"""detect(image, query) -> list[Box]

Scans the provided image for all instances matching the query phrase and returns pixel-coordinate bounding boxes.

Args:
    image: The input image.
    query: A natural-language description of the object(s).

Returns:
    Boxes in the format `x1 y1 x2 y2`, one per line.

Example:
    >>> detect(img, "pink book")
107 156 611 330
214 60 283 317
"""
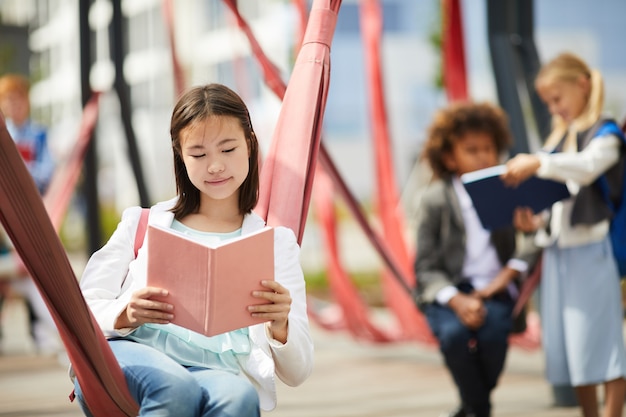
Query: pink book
146 224 274 337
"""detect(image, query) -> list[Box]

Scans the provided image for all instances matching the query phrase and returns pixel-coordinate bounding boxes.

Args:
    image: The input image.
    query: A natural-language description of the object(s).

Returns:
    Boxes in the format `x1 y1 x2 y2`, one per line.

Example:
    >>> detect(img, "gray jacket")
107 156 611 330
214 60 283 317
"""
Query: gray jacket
414 178 539 309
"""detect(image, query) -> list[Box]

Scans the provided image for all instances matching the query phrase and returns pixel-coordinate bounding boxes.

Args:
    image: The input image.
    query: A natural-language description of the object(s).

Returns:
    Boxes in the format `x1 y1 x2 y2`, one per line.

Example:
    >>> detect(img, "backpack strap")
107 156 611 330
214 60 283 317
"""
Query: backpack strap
595 120 626 212
579 118 622 148
134 208 150 258
68 207 149 404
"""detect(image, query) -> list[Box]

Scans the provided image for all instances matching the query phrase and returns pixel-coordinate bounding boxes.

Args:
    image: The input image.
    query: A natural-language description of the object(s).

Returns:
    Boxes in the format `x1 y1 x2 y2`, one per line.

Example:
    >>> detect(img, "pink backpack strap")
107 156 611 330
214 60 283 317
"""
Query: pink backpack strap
134 208 150 258
68 207 148 405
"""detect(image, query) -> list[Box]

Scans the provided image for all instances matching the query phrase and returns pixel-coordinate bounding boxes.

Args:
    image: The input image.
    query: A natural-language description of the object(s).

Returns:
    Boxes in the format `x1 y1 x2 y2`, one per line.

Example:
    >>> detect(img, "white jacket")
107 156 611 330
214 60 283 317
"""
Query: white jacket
80 198 314 410
536 133 621 248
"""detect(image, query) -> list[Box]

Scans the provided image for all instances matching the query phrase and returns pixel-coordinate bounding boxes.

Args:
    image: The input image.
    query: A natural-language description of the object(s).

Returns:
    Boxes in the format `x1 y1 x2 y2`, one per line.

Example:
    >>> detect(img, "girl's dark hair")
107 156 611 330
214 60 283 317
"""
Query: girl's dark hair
169 84 259 219
422 101 511 179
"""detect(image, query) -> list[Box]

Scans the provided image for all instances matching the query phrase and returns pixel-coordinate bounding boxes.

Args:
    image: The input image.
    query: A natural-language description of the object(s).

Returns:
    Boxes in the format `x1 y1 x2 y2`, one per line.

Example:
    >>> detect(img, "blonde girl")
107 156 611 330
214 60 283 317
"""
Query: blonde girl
503 53 626 417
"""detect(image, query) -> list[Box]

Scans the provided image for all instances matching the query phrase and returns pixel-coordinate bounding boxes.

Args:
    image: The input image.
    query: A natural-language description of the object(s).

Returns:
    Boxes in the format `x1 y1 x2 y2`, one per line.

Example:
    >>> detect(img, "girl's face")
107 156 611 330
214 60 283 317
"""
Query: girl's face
180 116 250 206
537 76 589 124
444 131 499 176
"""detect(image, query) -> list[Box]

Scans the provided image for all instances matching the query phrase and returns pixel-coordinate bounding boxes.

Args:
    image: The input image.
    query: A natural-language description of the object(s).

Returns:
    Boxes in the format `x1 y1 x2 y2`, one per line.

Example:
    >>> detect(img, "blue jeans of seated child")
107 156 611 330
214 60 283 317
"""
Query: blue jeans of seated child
425 288 513 417
74 339 260 417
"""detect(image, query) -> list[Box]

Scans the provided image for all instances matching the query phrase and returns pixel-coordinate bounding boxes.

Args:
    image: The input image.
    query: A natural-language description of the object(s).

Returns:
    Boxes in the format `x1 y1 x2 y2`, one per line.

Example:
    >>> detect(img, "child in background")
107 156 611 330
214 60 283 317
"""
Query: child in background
502 52 626 417
414 102 538 417
74 83 314 416
0 74 61 356
0 74 54 193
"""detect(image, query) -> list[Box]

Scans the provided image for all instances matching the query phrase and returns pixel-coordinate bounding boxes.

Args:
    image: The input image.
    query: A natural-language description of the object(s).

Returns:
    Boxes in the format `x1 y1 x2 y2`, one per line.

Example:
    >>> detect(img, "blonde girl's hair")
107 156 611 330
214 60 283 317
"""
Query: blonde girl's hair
536 52 604 150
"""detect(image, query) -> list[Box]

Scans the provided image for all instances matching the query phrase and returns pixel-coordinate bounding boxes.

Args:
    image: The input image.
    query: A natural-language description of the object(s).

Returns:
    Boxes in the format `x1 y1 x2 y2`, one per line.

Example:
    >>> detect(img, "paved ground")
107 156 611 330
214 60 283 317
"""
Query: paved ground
0 241 615 417
0 294 606 417
266 324 582 417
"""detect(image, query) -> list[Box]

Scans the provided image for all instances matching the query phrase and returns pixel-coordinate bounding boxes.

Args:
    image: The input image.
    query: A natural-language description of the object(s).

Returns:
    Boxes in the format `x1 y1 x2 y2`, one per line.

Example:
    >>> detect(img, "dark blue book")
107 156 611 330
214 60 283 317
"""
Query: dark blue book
461 165 570 230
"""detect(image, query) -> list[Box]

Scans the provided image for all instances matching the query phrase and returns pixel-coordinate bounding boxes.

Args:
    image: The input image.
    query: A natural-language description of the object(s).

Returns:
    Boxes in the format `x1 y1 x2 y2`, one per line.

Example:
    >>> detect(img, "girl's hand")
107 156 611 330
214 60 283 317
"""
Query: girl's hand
501 154 541 187
474 266 519 300
513 207 541 232
249 280 291 343
115 287 174 330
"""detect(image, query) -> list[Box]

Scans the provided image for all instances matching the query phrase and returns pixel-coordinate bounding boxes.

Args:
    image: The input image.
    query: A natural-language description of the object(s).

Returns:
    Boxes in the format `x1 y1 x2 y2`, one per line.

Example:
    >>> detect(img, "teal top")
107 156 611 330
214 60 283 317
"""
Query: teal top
124 220 251 374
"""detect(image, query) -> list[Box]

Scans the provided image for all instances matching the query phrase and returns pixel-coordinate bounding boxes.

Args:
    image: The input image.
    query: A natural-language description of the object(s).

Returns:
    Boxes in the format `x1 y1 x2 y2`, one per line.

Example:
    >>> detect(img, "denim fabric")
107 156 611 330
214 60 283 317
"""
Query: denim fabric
74 339 260 417
425 292 513 417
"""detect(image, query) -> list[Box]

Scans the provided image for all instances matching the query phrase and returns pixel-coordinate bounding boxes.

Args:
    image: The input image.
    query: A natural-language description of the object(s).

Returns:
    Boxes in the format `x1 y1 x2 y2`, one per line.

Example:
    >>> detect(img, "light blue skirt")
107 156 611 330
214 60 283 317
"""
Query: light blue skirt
540 237 626 386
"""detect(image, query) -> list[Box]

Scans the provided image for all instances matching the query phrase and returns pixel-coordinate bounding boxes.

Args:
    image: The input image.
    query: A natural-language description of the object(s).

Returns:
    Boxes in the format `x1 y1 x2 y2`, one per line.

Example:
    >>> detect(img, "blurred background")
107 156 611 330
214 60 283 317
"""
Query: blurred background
1 2 626 413
1 0 625 283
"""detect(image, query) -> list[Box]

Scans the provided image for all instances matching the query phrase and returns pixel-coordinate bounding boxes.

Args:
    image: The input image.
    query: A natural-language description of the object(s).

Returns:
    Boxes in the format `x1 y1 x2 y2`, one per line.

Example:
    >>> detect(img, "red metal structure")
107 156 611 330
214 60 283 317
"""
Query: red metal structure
0 0 553 413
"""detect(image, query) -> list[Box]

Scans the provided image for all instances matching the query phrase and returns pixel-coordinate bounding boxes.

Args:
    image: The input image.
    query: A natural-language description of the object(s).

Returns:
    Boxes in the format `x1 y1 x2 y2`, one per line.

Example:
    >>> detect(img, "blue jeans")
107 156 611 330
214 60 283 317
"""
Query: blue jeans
74 339 260 417
425 294 513 417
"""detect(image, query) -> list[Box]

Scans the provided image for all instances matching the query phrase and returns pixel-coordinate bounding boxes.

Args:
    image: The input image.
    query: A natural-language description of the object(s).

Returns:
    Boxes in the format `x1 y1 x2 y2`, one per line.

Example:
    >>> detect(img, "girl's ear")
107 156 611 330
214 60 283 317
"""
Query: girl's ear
577 74 591 95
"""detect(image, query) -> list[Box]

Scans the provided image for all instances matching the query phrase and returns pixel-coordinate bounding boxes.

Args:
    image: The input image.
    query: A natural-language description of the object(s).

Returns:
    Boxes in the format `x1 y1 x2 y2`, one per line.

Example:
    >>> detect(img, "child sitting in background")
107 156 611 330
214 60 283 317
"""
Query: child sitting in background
414 102 539 417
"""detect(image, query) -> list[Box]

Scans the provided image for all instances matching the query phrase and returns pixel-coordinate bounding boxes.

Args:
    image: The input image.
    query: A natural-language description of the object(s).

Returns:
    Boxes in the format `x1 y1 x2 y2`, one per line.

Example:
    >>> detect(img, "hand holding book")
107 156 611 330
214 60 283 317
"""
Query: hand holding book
115 287 174 330
500 154 542 187
512 206 544 233
461 164 570 230
247 279 290 343
147 225 276 337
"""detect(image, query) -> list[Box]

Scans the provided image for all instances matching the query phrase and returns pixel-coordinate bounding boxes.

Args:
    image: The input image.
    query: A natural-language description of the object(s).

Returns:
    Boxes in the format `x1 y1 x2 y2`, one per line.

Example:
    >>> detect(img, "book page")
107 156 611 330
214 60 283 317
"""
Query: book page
459 164 506 183
147 225 275 336
147 225 210 334
206 227 274 336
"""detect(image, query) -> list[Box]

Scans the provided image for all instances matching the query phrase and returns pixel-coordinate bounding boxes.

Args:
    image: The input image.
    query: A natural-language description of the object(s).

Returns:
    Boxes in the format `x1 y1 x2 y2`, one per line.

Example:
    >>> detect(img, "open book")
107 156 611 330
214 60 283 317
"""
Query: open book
147 224 275 337
461 165 570 230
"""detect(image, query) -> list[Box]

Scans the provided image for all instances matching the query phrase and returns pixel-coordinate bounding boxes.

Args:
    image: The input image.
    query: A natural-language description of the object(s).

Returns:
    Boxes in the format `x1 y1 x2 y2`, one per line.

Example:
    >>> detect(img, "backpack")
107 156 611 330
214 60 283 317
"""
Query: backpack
592 120 626 278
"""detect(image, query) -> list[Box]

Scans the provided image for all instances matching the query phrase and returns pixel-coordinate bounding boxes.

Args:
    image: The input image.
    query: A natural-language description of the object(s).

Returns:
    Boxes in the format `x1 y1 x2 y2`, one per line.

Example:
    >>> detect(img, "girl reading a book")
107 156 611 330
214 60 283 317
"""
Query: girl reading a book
502 52 626 417
74 83 314 417
414 102 539 417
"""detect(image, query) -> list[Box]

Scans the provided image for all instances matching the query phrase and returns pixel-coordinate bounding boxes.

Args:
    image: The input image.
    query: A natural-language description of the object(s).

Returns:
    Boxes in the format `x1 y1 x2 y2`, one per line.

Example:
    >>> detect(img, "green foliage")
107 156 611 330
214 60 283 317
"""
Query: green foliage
0 43 17 75
58 202 122 252
428 0 444 90
305 269 385 306
99 204 122 244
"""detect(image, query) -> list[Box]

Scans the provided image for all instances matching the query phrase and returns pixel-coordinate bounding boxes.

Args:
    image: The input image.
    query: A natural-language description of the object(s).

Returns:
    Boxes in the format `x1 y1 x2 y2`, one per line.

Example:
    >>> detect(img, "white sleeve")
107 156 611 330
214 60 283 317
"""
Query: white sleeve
537 134 621 186
268 227 314 387
435 285 459 305
80 206 143 337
